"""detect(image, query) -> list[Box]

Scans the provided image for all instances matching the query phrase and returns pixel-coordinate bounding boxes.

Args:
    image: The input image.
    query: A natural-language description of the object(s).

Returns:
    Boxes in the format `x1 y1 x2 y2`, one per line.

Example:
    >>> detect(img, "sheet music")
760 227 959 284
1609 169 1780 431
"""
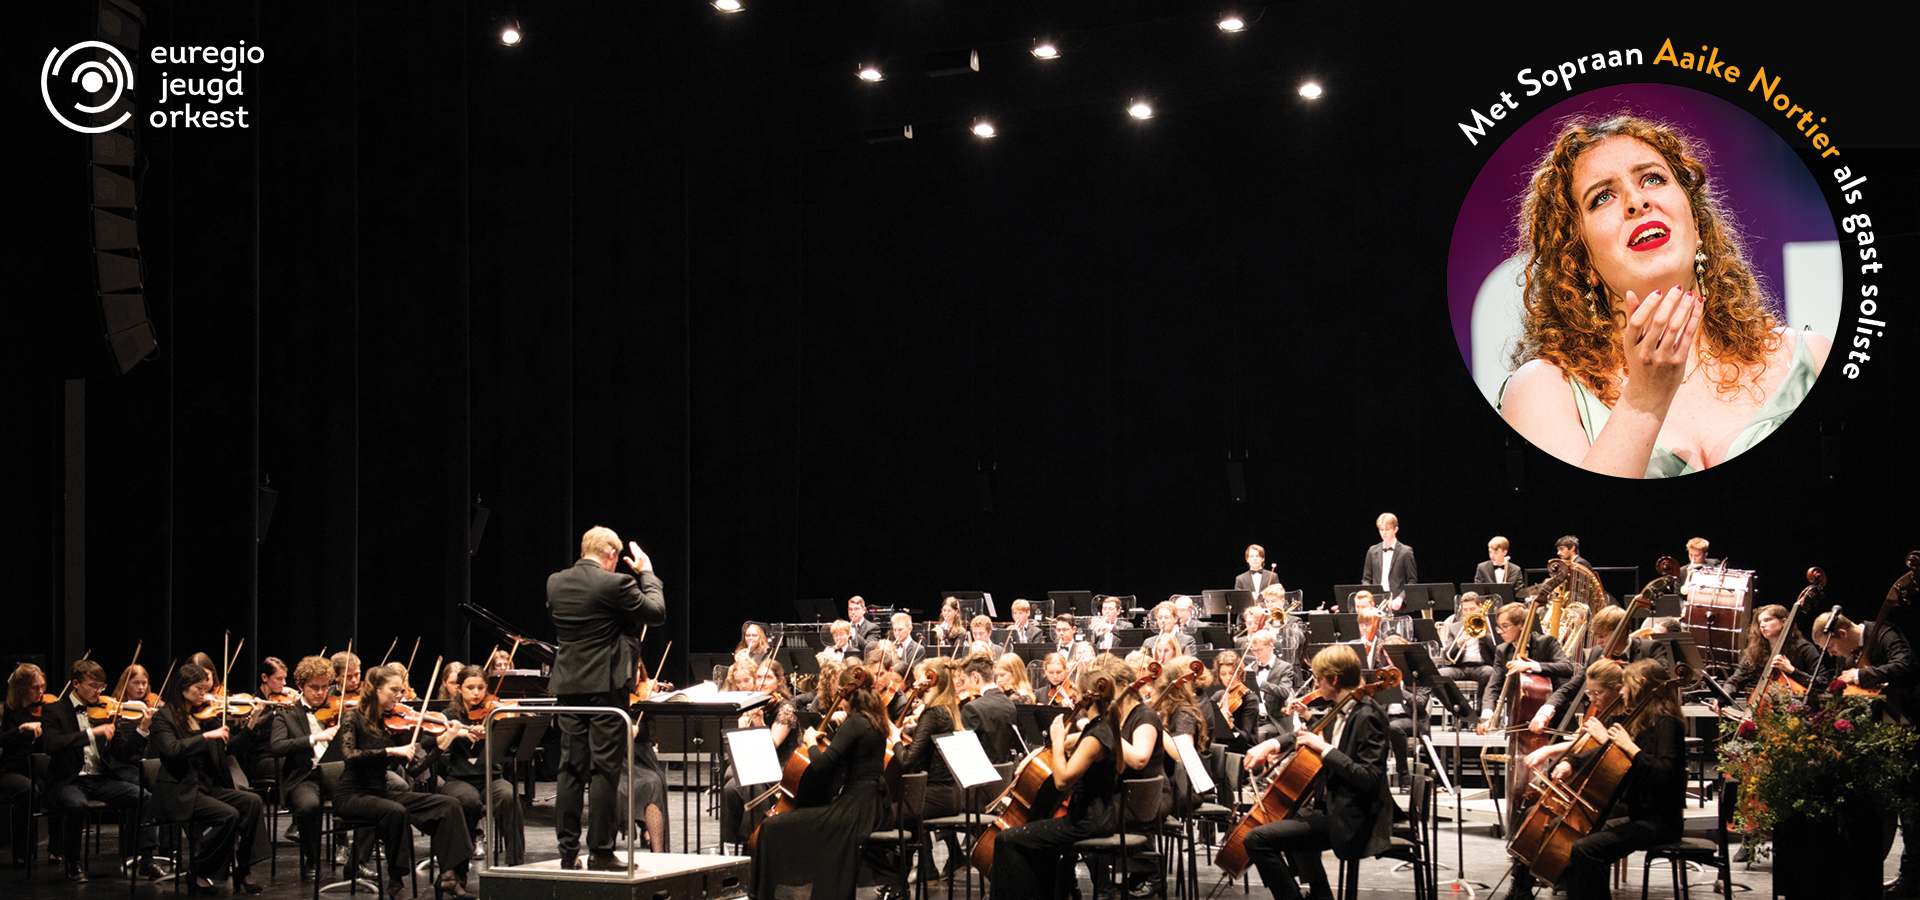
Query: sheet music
726 727 783 787
935 730 1002 789
1172 733 1214 794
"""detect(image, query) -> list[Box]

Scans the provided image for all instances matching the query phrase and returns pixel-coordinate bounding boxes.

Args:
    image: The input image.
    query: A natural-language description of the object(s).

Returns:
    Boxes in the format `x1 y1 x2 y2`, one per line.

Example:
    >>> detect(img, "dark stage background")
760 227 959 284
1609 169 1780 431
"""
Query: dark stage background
6 3 1917 685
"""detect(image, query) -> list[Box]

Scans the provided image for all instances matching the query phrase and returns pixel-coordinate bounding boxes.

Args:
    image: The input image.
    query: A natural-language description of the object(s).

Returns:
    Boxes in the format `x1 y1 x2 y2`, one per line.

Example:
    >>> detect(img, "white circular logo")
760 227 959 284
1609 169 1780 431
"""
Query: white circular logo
42 41 135 133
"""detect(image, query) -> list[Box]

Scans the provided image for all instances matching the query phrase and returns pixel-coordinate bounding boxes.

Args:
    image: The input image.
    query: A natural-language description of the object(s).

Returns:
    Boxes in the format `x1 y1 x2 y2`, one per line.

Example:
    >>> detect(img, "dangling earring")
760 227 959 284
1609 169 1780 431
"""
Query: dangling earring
1694 246 1707 286
1586 285 1597 315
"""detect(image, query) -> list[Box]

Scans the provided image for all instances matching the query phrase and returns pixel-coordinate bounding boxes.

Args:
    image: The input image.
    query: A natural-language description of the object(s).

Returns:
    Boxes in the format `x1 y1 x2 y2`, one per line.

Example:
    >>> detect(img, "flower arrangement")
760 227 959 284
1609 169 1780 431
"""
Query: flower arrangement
1718 680 1919 846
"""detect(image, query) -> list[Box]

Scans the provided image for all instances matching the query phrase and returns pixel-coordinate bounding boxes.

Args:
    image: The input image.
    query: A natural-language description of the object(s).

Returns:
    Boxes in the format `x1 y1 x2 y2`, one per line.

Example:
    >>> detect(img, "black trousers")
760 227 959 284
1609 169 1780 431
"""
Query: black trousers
1242 813 1335 900
335 790 470 883
177 786 264 879
286 780 323 863
441 776 524 865
1 772 30 859
554 691 625 858
48 773 150 859
1562 817 1675 900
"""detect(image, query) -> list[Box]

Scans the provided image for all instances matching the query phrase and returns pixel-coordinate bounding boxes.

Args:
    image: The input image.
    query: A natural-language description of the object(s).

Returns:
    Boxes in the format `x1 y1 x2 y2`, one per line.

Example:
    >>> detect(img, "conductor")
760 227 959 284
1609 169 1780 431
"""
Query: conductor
547 526 667 869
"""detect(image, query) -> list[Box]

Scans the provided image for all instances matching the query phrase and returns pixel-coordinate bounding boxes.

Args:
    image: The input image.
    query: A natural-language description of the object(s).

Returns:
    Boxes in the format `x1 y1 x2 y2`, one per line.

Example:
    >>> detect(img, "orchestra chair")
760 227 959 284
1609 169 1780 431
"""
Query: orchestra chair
922 761 1014 900
34 752 129 882
138 758 201 897
3 770 35 875
1376 762 1434 900
1638 774 1734 900
315 762 426 900
1160 758 1220 900
1071 774 1167 900
1195 744 1247 893
868 772 925 900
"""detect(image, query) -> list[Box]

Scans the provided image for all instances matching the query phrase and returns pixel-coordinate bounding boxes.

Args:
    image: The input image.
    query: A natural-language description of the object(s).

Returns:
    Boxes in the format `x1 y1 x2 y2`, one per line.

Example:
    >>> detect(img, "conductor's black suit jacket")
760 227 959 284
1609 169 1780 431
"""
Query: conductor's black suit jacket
546 557 667 696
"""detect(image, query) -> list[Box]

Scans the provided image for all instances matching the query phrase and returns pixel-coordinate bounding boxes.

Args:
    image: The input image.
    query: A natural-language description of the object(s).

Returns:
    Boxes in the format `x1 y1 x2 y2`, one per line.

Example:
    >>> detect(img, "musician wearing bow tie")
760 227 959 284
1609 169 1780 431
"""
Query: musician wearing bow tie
44 660 156 883
270 656 341 880
1236 544 1281 594
1243 631 1296 742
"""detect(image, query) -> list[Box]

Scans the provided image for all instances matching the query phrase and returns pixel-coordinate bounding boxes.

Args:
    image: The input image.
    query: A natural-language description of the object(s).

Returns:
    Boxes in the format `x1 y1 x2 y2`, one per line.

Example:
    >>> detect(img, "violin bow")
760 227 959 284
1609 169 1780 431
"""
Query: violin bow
156 659 177 701
489 638 524 699
378 636 399 667
402 637 422 682
53 649 93 703
409 655 442 746
221 631 233 729
117 640 144 703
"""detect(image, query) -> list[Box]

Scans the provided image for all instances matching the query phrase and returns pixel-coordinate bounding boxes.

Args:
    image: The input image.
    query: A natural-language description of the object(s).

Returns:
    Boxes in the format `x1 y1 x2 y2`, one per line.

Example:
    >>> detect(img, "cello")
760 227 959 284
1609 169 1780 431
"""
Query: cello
968 663 1160 874
745 665 878 854
1507 662 1692 885
1214 666 1401 878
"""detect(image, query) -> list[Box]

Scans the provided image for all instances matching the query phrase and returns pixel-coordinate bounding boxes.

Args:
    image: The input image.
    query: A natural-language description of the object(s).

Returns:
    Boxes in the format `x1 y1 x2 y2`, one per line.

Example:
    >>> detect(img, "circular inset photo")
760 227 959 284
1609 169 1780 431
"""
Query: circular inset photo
1449 83 1838 478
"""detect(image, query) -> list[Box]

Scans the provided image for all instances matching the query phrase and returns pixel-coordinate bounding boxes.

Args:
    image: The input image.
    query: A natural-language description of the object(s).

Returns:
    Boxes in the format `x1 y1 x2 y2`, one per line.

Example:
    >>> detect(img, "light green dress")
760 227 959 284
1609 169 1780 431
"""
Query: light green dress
1563 329 1819 478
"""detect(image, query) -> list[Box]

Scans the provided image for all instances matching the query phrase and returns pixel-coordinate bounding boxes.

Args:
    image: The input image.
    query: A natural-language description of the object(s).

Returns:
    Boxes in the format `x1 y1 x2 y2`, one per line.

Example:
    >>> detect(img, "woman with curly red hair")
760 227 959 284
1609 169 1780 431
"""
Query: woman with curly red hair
1499 113 1829 478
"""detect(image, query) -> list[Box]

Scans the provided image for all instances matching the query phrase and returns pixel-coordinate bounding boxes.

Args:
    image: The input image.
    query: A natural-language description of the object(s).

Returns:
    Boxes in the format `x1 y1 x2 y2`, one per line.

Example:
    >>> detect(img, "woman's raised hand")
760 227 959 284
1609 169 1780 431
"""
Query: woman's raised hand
1618 285 1702 406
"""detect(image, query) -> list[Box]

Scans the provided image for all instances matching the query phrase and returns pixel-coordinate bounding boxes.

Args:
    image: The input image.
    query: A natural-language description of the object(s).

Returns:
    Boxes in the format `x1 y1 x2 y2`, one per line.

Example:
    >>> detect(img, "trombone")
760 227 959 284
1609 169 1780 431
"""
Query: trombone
1444 610 1489 665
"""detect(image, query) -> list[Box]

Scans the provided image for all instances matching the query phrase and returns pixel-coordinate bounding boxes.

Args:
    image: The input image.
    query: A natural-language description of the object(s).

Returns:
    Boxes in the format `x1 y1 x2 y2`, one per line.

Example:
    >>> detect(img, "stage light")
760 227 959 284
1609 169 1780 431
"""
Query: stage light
499 21 522 46
1217 15 1246 32
1127 101 1153 119
1030 42 1059 60
711 0 743 12
1298 81 1323 99
972 120 996 138
857 65 883 82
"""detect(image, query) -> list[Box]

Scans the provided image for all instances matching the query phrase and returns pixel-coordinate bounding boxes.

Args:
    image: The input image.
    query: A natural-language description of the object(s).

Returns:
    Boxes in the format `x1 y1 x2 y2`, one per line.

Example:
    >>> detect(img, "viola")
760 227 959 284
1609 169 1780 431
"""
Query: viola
1216 667 1402 879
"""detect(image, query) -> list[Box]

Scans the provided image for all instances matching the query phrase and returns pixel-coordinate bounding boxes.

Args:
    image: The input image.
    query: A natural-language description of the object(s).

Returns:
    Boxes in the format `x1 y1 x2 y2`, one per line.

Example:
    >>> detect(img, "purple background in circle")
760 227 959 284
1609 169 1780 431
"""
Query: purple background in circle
1447 82 1838 376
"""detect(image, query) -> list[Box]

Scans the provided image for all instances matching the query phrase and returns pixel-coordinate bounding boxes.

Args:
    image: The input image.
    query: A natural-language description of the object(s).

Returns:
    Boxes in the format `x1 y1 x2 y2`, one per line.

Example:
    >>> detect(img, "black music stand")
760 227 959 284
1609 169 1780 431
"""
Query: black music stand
1049 590 1095 618
1385 642 1488 896
1330 584 1383 612
1199 625 1233 651
1203 590 1253 621
1464 582 1518 606
1400 583 1448 615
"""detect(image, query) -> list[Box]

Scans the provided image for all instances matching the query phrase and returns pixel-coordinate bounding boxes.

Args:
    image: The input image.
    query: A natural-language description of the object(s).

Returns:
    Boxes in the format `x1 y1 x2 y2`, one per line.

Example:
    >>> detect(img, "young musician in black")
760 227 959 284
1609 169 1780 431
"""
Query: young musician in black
1553 659 1686 900
1238 644 1392 900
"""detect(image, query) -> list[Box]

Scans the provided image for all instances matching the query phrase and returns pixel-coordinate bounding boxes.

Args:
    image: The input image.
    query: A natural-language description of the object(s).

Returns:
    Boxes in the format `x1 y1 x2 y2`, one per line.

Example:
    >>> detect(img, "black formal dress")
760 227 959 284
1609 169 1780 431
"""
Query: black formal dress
1241 698 1393 900
335 712 471 884
1728 639 1822 698
751 712 886 900
900 705 961 879
546 557 667 861
2 704 41 859
1544 638 1658 730
992 720 1121 900
1559 717 1685 900
433 717 526 865
150 708 266 881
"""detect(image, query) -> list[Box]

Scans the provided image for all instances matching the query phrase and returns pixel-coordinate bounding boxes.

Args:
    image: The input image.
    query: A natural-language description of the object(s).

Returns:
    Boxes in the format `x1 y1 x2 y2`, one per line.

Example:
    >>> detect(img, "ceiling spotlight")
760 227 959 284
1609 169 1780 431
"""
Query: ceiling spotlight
1217 15 1246 32
971 120 997 138
1298 81 1323 99
711 0 743 12
1030 42 1059 60
499 21 522 45
857 65 884 82
1127 101 1153 119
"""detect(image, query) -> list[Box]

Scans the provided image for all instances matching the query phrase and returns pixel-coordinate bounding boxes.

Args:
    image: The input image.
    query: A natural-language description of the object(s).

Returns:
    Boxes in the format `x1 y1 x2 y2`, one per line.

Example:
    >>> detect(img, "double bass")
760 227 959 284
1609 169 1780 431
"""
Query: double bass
1215 667 1402 878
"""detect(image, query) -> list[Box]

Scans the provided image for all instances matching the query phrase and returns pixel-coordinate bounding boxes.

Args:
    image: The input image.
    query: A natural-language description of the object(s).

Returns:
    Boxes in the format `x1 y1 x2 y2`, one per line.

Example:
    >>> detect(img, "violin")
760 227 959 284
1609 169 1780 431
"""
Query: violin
1046 680 1076 706
312 695 359 726
466 694 519 723
1221 680 1248 716
383 702 449 735
116 694 161 722
85 697 122 725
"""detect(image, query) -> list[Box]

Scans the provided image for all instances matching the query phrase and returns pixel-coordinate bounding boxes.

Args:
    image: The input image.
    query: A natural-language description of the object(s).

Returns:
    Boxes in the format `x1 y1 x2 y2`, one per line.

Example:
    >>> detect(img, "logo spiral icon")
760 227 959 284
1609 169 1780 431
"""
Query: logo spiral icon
42 41 135 133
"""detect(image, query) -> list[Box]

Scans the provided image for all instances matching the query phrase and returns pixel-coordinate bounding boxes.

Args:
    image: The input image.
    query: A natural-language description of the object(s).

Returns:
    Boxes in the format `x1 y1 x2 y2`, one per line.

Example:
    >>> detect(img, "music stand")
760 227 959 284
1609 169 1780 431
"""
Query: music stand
1203 589 1253 621
1653 592 1683 618
1331 584 1384 612
1199 625 1233 650
1400 583 1448 614
1465 582 1517 606
1049 591 1095 618
1384 642 1487 896
1411 619 1440 644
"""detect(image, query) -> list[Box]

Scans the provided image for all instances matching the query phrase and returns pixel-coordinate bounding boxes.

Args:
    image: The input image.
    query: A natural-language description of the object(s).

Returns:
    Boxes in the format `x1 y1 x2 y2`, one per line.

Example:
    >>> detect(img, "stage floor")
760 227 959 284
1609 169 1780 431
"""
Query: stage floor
4 767 1899 900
